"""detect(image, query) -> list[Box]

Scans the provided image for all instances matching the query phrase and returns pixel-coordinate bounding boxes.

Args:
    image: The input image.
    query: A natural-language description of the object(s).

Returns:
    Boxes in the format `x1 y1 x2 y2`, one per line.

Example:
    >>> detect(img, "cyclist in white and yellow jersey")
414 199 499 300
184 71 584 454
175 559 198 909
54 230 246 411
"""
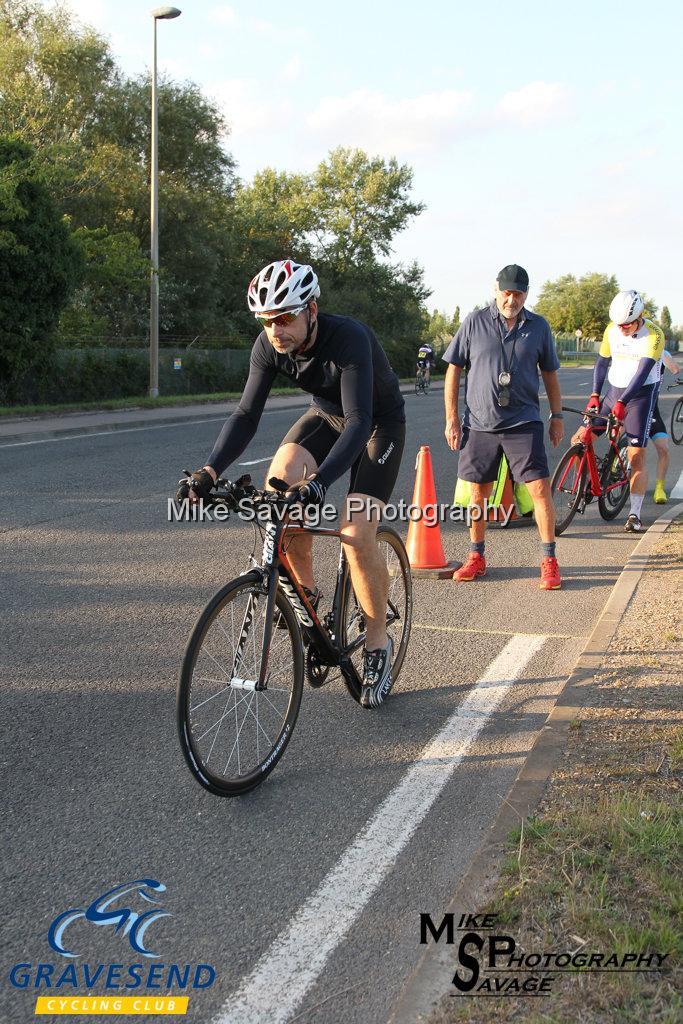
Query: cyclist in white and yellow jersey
584 290 664 532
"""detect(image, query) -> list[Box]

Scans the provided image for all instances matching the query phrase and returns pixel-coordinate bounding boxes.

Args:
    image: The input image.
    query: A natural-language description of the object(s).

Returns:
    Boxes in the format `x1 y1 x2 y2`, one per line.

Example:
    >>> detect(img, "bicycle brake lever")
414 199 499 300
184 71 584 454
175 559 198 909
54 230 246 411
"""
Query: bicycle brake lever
268 476 289 493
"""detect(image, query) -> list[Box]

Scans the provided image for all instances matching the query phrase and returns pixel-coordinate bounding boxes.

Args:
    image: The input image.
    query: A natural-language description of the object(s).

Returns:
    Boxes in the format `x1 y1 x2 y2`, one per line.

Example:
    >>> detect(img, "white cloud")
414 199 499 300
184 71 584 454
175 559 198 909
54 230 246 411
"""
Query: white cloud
497 81 572 124
283 55 303 82
59 0 110 30
210 78 293 138
208 5 238 26
250 18 277 34
306 88 474 155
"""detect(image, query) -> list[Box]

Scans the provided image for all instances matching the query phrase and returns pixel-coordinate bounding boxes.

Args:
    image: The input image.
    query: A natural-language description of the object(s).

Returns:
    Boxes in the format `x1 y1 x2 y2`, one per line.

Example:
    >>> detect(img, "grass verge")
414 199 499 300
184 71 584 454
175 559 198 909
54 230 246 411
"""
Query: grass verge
439 523 682 1024
0 389 287 418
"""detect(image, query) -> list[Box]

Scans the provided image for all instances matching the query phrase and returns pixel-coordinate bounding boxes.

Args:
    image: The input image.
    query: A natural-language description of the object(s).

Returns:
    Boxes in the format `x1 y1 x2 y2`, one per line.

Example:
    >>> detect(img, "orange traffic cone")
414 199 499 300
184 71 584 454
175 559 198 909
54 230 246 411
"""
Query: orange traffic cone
406 446 460 579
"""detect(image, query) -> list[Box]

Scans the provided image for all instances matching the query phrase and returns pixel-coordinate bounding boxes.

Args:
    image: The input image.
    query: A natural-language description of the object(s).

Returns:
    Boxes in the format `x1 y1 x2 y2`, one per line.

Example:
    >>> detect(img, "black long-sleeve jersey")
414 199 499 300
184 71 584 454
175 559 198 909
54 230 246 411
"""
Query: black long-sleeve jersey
206 313 405 489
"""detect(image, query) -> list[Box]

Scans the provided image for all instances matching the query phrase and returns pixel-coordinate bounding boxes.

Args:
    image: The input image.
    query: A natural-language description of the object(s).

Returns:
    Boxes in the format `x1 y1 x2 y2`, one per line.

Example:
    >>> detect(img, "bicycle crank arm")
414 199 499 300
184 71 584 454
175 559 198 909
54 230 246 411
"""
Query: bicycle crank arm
338 657 358 689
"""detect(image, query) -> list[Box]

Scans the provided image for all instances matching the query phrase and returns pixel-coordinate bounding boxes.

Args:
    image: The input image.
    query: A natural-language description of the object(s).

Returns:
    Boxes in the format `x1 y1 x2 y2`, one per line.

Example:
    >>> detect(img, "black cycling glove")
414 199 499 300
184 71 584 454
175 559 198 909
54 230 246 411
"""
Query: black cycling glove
176 468 215 502
287 476 327 507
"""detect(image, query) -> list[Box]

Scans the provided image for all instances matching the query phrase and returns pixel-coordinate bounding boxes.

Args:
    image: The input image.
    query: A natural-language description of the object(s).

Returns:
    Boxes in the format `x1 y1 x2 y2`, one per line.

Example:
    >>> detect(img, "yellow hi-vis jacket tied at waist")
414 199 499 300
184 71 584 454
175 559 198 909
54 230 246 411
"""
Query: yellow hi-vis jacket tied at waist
452 455 534 514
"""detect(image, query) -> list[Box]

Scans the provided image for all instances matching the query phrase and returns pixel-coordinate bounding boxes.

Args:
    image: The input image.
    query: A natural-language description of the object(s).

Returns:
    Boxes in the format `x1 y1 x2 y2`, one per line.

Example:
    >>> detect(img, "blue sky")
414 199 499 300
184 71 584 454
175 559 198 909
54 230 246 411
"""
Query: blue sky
58 0 682 324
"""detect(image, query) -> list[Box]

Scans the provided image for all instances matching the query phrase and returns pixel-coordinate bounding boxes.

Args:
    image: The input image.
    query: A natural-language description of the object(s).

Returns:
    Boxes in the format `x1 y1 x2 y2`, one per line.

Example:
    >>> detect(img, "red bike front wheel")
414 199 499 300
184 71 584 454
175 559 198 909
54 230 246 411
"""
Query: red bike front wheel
551 443 587 536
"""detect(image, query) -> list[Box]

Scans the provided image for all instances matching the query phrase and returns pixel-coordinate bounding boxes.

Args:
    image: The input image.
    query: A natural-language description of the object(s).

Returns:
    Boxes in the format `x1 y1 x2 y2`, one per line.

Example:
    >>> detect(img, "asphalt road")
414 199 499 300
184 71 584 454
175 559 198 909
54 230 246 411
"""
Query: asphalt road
1 368 681 1024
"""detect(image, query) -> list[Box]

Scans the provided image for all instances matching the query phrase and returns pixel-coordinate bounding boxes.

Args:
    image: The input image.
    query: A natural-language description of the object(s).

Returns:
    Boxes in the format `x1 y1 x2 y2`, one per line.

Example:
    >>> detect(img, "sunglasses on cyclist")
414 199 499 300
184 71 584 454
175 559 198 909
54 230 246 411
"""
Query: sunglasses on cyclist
255 305 307 328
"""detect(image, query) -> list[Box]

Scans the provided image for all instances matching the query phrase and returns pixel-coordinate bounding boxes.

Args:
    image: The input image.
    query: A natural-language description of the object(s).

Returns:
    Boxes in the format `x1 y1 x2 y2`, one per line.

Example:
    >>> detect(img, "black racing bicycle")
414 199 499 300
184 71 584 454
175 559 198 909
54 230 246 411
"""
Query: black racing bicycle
177 476 413 796
415 367 430 395
669 379 683 445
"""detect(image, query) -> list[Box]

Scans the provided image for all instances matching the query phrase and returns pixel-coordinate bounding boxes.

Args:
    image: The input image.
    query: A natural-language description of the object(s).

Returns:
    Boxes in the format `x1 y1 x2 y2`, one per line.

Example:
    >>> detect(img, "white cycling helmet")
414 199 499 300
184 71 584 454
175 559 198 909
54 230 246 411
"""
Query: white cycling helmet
247 260 320 314
609 290 644 325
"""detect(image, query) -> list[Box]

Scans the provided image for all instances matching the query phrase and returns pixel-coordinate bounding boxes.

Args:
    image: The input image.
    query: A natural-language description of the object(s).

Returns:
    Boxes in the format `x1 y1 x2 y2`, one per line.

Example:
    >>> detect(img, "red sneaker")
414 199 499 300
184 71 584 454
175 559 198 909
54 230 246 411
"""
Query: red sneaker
453 552 487 581
540 556 561 590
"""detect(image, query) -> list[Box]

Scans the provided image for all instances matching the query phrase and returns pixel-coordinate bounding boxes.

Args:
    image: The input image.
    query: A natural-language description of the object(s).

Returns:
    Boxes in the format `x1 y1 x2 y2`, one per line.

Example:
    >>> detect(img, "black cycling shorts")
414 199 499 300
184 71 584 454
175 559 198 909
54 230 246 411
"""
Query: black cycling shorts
649 401 667 439
281 409 405 504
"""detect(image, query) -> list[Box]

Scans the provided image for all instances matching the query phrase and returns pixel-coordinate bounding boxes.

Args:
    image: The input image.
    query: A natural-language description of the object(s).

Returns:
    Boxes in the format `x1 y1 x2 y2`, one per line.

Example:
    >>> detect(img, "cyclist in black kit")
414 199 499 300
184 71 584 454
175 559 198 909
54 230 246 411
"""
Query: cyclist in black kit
178 260 406 708
416 343 436 385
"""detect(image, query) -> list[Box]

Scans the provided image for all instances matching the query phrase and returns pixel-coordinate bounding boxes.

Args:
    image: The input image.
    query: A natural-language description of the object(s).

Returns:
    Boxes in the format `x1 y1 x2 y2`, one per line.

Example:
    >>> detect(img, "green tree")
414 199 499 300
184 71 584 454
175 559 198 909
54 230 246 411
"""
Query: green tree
0 1 238 339
0 2 432 370
660 306 672 335
0 136 81 401
425 307 460 351
58 227 149 339
309 147 425 268
534 273 658 339
228 149 429 349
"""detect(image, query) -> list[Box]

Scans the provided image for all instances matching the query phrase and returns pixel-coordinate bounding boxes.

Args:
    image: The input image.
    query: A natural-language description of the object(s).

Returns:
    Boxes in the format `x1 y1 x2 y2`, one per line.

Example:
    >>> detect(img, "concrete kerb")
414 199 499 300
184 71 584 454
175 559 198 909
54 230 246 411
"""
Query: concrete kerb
387 502 683 1024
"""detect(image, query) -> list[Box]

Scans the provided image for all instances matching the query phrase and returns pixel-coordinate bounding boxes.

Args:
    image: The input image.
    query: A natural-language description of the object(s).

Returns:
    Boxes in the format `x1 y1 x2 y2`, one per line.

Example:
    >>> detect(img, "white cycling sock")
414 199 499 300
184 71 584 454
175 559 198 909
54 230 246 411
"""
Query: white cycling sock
630 493 644 519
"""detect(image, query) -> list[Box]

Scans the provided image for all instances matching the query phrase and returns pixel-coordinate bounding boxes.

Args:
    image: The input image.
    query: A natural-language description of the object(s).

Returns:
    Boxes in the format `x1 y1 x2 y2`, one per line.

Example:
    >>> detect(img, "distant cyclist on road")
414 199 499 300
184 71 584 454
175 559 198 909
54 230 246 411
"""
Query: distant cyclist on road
177 260 406 708
416 343 436 386
582 290 664 532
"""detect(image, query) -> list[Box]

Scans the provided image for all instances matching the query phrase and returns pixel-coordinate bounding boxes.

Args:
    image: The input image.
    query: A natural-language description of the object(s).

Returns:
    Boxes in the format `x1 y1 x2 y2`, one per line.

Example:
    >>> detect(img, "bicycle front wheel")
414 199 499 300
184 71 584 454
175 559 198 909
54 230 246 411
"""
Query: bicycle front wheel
178 573 304 796
671 397 683 445
598 436 630 520
338 527 412 704
551 444 587 536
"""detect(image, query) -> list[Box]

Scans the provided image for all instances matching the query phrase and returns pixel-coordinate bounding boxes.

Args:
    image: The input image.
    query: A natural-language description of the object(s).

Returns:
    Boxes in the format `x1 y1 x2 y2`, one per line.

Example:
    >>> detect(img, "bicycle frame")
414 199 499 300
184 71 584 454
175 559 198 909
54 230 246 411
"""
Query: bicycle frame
557 422 628 501
241 515 359 692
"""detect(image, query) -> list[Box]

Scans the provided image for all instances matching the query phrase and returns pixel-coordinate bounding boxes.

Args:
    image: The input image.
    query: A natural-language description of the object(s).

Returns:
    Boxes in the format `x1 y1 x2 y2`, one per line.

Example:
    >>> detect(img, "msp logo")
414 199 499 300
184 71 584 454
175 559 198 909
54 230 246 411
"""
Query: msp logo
8 878 216 1016
48 879 170 959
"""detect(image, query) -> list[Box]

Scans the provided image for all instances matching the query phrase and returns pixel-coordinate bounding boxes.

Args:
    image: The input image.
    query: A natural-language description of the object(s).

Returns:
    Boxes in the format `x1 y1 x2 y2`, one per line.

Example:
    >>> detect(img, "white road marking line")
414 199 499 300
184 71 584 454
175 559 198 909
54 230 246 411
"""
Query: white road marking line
213 633 546 1024
238 457 273 466
412 622 585 640
671 469 683 499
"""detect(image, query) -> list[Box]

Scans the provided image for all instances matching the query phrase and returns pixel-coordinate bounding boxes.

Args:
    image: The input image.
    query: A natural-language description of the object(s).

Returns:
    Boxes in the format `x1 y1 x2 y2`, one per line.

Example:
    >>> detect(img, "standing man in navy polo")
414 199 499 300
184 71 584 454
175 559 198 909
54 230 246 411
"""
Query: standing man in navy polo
443 264 565 589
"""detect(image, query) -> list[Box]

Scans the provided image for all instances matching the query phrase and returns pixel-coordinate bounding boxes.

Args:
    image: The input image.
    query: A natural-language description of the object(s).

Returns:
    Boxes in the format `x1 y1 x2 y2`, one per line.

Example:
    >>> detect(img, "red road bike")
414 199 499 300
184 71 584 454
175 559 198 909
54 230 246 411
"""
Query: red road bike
551 406 630 536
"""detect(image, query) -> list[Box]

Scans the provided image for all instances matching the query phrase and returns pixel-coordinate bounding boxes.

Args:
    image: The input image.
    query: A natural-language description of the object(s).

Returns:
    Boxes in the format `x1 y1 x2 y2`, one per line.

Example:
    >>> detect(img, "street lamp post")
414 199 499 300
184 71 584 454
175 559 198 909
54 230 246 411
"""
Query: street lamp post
149 6 181 398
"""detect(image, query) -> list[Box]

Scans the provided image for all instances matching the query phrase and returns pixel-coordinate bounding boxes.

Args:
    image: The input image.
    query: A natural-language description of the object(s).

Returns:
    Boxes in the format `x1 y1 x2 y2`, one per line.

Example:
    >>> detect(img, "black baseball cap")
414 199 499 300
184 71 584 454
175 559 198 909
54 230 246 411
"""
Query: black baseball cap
497 264 529 292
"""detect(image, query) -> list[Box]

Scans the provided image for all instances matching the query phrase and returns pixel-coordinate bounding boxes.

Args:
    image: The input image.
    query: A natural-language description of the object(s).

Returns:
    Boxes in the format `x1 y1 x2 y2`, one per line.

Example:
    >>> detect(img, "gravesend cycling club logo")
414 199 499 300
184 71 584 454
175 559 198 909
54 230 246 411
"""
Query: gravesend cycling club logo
8 878 217 1017
48 879 170 958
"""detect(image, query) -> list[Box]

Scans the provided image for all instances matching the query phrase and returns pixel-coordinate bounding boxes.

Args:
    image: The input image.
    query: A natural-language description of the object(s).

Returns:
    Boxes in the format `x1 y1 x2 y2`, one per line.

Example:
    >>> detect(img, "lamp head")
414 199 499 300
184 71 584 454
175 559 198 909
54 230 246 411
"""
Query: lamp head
151 6 181 19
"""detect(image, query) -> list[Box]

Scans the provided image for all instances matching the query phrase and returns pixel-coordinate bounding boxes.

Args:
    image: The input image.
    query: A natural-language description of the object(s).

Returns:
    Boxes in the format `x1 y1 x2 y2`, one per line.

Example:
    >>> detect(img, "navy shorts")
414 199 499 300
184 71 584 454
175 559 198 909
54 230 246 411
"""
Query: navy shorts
599 384 658 448
458 421 549 483
281 409 405 504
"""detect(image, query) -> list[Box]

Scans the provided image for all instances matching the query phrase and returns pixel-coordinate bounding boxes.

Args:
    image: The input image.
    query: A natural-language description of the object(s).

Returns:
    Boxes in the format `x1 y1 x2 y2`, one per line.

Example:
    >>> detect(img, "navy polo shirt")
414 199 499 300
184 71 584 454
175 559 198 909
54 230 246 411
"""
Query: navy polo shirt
442 302 560 431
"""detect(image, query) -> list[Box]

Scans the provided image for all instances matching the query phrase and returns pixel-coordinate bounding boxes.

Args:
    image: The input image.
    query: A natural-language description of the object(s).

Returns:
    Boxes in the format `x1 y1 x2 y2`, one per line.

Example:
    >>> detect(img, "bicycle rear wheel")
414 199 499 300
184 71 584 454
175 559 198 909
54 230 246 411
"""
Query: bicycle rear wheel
178 573 304 796
598 436 630 520
338 527 412 704
551 444 587 536
671 397 683 445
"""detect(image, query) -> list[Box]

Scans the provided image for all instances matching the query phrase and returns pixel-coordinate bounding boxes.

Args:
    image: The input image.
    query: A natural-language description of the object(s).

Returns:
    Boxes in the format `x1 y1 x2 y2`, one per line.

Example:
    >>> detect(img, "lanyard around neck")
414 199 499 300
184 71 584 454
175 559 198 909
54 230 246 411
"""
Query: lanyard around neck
497 315 520 373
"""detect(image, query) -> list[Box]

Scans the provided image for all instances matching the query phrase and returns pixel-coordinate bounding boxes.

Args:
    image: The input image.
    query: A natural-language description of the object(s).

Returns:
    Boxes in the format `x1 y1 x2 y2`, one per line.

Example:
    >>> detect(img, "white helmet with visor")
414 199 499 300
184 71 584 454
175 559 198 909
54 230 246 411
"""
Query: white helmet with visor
247 260 320 315
609 290 644 325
